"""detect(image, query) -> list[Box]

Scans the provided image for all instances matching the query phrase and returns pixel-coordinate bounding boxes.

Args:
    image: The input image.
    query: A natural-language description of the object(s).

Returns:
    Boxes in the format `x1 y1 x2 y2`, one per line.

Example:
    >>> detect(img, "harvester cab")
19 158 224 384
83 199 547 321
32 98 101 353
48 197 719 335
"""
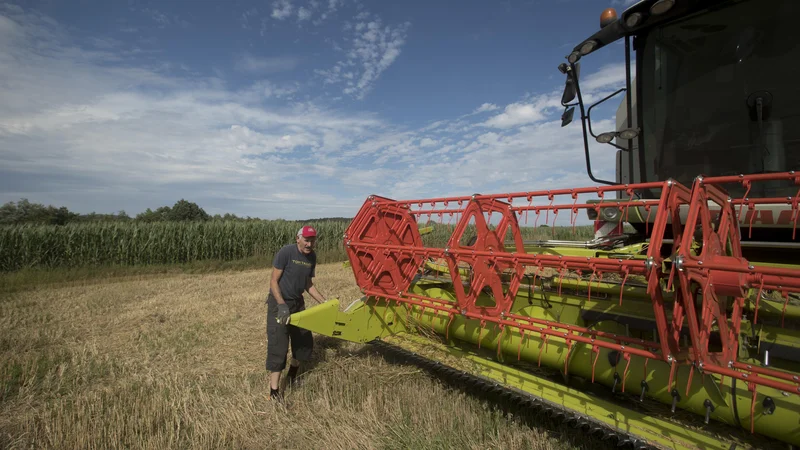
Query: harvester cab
289 1 800 449
561 0 800 262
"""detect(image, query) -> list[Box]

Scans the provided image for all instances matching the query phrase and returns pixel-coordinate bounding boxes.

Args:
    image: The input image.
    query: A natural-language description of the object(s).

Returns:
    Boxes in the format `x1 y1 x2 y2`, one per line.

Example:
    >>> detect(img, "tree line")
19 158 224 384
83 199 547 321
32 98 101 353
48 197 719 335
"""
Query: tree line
0 198 352 226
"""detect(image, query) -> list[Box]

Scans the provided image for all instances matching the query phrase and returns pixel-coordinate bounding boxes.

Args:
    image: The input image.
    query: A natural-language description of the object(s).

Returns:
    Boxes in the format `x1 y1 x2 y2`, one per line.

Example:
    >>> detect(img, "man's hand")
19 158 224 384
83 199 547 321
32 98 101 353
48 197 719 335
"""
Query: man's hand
276 303 291 325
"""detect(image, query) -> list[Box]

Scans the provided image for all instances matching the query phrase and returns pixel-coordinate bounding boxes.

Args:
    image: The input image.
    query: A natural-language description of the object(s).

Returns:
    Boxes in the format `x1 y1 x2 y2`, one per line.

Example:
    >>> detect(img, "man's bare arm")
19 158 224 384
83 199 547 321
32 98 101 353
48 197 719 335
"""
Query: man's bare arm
305 278 326 303
270 268 286 304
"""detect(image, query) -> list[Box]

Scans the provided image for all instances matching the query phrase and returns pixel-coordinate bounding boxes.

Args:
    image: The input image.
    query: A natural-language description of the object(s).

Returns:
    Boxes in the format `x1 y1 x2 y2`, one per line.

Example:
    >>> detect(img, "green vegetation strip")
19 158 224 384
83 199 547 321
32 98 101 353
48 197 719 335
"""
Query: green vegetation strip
0 221 595 272
0 220 349 271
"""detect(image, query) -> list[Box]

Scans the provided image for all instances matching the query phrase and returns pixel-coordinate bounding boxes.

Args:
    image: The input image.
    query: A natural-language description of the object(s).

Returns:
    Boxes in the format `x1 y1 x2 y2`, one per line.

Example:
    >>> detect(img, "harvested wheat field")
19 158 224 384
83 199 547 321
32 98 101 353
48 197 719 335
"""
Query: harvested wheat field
0 263 611 450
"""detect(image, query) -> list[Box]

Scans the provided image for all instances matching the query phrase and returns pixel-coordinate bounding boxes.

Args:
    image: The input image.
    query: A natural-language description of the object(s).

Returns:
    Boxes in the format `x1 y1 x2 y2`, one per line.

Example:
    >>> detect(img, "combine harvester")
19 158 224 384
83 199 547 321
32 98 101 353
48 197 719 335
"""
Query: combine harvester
292 0 800 448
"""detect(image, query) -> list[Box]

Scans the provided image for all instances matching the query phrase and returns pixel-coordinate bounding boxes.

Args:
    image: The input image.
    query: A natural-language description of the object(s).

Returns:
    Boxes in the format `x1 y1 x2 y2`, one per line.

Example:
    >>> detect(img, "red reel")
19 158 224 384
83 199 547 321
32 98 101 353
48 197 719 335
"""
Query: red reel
444 197 525 317
345 196 424 296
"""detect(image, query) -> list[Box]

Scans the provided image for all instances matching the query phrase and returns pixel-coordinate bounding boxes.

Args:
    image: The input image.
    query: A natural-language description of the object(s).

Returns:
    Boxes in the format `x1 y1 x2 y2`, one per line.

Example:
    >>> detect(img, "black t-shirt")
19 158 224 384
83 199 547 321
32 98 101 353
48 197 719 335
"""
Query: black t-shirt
271 244 316 302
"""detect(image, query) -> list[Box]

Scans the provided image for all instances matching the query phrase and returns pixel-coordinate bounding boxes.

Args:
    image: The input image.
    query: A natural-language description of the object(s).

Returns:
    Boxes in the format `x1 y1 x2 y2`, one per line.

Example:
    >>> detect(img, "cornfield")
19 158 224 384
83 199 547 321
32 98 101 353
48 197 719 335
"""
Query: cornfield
420 222 596 248
0 220 350 272
0 220 597 272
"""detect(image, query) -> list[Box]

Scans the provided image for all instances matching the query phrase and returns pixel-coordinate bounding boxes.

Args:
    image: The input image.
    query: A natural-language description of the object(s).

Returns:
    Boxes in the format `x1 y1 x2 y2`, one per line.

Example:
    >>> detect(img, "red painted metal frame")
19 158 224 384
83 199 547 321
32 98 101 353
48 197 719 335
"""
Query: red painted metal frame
343 173 800 398
444 197 525 317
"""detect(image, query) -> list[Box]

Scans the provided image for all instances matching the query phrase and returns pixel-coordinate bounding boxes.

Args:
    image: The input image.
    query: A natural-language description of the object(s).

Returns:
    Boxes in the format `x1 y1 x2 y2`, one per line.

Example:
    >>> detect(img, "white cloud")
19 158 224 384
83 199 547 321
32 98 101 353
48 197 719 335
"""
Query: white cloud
484 100 552 129
234 53 300 73
316 13 411 99
297 7 312 21
419 138 437 147
236 80 300 101
482 64 627 130
253 0 346 30
472 103 499 114
579 63 626 92
271 0 293 20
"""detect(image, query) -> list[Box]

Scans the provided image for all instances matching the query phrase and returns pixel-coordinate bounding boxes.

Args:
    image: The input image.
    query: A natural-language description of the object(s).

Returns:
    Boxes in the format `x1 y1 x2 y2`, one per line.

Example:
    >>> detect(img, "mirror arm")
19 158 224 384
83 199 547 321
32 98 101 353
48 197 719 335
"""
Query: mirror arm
573 63 616 186
587 88 627 139
606 140 632 152
625 35 635 182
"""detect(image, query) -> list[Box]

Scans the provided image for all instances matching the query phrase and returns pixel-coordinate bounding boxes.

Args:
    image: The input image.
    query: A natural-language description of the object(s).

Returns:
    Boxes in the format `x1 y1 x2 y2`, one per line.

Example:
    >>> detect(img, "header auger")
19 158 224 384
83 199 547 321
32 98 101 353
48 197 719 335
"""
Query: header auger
290 0 800 448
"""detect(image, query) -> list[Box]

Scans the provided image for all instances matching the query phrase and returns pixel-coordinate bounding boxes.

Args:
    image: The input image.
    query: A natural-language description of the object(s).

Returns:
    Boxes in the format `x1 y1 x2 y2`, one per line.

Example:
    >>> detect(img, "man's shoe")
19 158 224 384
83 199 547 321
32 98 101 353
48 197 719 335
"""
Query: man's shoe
287 365 299 386
270 388 282 401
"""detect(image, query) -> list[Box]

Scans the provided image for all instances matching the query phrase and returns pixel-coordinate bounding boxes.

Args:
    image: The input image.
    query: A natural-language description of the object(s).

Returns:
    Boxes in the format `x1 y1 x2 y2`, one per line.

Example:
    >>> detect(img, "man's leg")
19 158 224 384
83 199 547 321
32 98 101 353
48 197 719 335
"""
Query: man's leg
287 324 314 385
286 358 300 385
266 297 290 398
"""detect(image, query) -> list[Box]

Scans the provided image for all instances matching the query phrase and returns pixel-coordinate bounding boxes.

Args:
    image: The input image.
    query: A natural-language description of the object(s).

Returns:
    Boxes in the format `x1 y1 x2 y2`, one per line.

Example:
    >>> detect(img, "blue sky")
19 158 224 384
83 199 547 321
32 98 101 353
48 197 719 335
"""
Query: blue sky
0 0 637 220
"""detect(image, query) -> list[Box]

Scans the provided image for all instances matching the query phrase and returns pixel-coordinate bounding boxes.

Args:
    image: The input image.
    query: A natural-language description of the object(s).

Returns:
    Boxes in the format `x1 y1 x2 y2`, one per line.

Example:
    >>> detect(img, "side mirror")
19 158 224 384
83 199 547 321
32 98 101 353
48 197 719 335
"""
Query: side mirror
561 107 575 127
560 62 580 105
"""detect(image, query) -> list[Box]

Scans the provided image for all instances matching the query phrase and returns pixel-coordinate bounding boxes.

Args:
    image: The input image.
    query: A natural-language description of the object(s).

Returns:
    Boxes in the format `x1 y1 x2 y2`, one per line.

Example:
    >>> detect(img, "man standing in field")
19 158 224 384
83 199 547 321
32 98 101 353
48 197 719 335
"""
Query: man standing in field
266 225 326 400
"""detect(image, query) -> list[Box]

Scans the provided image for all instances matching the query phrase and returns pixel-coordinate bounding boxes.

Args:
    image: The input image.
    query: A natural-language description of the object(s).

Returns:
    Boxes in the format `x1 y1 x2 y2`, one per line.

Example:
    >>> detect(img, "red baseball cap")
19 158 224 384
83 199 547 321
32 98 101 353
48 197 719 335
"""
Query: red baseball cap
298 226 317 238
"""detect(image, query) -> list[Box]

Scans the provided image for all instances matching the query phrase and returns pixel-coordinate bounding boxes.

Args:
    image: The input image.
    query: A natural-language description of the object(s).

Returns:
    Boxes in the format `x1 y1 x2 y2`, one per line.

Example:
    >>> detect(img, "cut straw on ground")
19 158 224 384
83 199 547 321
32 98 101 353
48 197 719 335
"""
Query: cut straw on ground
1 262 612 450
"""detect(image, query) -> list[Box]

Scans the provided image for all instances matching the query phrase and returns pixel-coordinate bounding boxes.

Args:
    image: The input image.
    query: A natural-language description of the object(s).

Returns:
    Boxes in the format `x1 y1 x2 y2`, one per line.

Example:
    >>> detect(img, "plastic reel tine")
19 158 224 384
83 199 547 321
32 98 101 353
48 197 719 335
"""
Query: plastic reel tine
524 196 532 224
685 364 695 398
552 209 559 237
386 299 408 327
570 208 576 234
622 353 632 393
538 332 547 367
517 328 527 360
570 195 578 234
545 195 553 225
643 358 649 380
668 359 678 390
738 181 752 223
645 205 652 235
558 267 567 297
401 300 413 325
754 282 765 325
748 201 757 239
587 270 595 301
620 269 630 306
478 320 486 349
591 345 600 383
564 339 574 376
444 313 455 341
496 325 505 358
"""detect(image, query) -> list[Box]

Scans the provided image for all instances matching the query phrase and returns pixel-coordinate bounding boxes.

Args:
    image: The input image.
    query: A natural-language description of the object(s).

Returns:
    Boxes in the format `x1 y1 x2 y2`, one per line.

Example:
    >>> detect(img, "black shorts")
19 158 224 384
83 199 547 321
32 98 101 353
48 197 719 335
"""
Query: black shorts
265 294 313 372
